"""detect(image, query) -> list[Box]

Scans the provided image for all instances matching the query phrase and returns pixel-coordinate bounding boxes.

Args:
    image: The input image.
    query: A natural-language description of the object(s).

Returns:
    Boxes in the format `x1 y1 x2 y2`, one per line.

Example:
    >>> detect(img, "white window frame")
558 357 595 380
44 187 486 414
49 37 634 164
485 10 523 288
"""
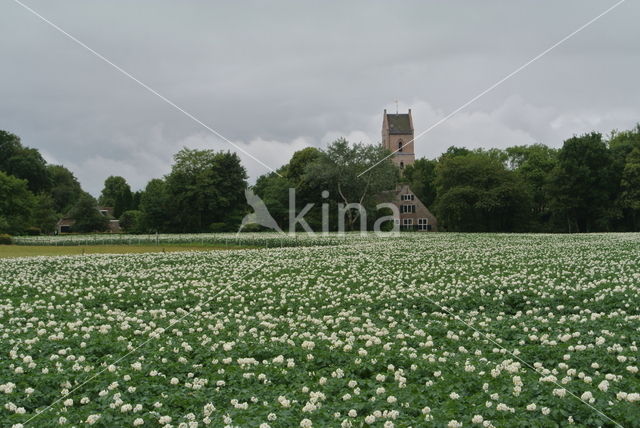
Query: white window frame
402 218 413 226
401 204 416 213
417 218 428 230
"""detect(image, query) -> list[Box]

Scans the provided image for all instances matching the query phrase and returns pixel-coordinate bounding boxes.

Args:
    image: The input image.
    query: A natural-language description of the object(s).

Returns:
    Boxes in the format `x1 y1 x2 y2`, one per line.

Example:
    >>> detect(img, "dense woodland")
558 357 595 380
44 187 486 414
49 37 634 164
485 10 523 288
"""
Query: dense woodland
1 124 639 235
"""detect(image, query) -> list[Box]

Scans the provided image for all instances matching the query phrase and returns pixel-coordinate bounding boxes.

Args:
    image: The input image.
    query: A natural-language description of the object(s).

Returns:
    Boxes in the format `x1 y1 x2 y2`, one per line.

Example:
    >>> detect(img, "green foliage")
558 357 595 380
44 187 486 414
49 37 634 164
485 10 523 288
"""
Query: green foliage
618 147 640 229
119 210 144 233
435 151 532 232
47 164 83 215
24 226 41 236
287 147 322 183
440 145 471 159
506 144 558 230
548 133 616 232
0 171 36 235
252 170 292 230
68 193 109 233
99 176 133 218
609 125 640 166
0 234 13 245
0 131 50 193
252 141 398 232
139 179 170 232
3 122 640 235
131 190 142 211
305 139 398 230
210 222 235 233
31 193 58 234
165 149 248 232
1 233 639 426
609 125 640 230
403 158 437 207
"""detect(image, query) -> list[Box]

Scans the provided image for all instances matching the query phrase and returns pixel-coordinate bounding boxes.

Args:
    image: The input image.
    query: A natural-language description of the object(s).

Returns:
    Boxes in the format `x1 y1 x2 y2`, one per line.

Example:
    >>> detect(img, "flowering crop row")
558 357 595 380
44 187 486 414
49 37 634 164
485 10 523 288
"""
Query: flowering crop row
13 232 388 249
0 233 639 427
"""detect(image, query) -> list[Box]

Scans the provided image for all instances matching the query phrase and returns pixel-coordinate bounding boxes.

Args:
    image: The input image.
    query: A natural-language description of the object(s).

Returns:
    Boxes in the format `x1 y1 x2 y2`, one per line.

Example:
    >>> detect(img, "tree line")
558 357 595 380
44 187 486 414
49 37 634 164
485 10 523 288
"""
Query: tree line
1 124 639 235
0 130 247 235
405 127 640 232
251 126 640 233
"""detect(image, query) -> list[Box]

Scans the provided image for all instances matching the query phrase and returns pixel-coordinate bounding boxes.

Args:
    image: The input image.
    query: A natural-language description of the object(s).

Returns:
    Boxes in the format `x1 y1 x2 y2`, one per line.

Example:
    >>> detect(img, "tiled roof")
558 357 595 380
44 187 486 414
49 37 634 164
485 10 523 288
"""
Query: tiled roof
386 113 412 134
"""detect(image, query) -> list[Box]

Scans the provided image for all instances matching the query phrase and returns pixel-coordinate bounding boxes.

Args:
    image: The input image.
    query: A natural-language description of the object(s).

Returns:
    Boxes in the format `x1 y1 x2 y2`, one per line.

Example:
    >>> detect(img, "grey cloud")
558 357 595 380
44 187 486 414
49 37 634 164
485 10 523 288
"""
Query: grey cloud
1 0 638 194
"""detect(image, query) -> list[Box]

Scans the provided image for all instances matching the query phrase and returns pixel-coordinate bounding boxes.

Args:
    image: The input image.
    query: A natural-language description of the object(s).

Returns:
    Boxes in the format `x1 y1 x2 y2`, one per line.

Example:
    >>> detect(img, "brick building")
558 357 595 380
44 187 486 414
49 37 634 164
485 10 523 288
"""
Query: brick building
381 109 438 231
382 108 415 170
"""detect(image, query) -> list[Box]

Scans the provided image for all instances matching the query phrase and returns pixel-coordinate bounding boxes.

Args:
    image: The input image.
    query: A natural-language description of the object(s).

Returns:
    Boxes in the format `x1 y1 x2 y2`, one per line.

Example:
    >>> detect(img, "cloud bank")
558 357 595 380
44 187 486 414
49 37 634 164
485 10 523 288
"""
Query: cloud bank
1 0 638 194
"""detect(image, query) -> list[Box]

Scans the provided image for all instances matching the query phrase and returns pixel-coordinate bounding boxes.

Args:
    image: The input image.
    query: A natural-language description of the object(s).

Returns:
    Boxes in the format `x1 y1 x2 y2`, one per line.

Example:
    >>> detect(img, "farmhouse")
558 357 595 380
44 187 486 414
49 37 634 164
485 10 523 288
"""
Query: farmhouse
381 109 438 231
55 206 121 234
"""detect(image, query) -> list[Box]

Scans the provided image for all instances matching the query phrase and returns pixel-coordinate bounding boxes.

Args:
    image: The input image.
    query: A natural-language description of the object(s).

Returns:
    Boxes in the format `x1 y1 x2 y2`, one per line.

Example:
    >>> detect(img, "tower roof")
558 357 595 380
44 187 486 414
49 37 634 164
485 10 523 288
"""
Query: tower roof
385 112 413 135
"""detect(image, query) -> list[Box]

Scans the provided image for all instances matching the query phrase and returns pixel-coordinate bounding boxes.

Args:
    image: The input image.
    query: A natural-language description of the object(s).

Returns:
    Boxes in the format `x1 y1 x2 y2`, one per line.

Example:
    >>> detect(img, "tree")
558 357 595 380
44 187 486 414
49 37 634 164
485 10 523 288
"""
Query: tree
165 149 247 232
47 165 83 215
139 179 170 232
609 125 640 230
440 146 471 160
99 176 133 218
252 169 292 230
131 190 142 211
506 144 558 229
0 171 36 235
609 125 640 166
287 147 322 183
403 158 437 207
68 193 108 233
0 130 22 158
32 193 58 234
0 131 50 193
618 147 640 230
252 148 324 231
434 152 532 232
548 133 616 232
305 139 398 230
119 210 144 234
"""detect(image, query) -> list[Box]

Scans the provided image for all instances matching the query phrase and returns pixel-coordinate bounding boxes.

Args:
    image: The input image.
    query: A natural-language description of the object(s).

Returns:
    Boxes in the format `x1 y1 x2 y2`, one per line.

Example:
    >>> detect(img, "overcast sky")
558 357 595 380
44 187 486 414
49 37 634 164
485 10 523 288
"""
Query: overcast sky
1 0 639 194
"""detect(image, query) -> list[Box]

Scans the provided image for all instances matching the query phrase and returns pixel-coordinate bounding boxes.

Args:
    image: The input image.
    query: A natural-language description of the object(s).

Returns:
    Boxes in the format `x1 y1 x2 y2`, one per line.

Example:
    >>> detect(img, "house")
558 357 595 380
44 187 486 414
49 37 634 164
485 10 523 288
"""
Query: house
98 206 114 217
388 183 438 231
55 206 121 234
56 218 76 234
107 219 122 233
381 109 438 231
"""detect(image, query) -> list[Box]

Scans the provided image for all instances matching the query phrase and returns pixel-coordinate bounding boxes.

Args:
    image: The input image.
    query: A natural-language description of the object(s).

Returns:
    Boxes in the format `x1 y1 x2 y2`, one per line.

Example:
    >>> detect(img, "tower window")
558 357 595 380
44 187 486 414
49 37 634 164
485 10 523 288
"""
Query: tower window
398 141 403 152
400 161 404 169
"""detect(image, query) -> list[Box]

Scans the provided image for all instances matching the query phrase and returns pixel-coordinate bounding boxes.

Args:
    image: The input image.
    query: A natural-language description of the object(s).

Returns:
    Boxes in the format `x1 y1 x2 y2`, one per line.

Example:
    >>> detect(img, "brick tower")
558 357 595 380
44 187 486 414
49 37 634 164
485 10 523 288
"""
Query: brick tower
381 109 415 170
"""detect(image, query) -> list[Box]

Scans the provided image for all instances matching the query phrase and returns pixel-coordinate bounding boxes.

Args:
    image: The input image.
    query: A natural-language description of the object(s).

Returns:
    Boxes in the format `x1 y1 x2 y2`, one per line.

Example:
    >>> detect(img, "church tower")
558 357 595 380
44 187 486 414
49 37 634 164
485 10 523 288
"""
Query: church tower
382 108 415 169
379 107 437 231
